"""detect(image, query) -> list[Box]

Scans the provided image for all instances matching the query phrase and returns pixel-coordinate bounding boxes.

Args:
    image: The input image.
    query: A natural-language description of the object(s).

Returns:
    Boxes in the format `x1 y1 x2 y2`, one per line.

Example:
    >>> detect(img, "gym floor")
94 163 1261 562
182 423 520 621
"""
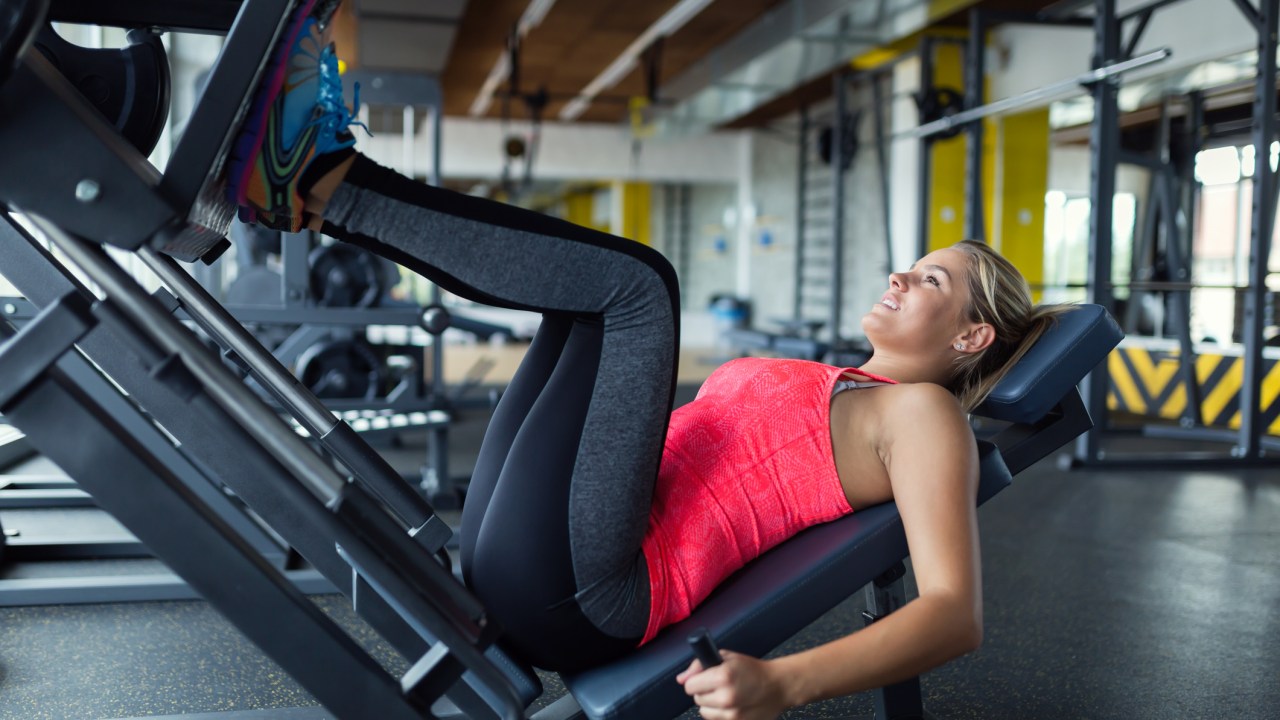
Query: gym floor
0 373 1277 720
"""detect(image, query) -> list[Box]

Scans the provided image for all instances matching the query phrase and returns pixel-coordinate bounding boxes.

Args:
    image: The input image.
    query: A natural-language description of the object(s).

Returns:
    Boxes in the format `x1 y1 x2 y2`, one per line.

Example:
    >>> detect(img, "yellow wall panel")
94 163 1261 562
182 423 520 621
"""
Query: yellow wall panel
998 109 1049 300
616 182 652 246
928 43 966 253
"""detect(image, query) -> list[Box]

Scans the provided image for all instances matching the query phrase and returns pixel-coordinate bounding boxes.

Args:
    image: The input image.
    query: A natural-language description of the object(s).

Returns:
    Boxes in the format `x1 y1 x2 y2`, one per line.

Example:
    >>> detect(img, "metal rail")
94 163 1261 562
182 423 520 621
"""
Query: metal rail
901 48 1171 139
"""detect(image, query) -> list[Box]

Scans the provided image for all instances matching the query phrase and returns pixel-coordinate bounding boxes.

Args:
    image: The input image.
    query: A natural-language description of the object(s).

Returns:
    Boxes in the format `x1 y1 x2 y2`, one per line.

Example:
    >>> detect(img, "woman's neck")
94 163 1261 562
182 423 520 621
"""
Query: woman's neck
857 352 952 387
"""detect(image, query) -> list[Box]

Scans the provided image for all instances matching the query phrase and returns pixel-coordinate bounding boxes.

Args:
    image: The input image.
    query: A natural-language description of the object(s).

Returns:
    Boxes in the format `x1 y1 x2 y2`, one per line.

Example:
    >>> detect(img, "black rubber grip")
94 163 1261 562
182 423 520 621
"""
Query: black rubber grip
687 627 722 668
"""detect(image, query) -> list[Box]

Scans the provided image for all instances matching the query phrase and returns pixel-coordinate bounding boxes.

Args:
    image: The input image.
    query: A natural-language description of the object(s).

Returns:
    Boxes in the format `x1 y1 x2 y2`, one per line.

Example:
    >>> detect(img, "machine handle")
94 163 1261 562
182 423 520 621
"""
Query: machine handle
687 627 722 668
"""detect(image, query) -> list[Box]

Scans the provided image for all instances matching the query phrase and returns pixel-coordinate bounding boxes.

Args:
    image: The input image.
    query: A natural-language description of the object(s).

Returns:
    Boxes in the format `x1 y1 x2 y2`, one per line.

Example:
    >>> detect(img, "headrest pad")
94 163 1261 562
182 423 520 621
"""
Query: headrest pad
974 304 1123 424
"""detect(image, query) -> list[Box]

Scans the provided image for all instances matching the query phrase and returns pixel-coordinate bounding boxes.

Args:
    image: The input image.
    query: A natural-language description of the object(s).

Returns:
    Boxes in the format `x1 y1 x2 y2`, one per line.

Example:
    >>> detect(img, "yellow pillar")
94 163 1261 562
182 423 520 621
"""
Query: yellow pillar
613 181 652 245
928 42 967 252
996 108 1050 301
562 188 603 231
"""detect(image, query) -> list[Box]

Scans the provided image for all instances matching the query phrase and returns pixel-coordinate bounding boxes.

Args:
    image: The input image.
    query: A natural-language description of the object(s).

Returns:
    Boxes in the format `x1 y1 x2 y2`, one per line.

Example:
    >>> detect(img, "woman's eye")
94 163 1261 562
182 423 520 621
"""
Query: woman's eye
925 274 940 286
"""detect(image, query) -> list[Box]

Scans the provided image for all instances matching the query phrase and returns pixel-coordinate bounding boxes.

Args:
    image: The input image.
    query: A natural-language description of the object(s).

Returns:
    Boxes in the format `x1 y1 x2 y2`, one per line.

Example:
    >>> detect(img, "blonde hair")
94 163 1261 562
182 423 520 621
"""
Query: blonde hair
948 240 1071 412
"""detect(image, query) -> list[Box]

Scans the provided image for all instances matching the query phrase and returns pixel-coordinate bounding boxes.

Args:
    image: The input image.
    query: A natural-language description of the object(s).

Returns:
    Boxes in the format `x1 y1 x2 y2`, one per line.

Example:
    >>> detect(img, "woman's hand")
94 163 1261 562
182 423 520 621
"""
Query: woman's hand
677 651 792 720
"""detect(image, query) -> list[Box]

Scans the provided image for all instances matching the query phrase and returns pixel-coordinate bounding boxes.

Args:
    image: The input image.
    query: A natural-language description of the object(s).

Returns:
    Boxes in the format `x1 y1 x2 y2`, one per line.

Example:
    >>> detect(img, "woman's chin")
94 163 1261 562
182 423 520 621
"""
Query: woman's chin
861 307 889 327
860 313 882 340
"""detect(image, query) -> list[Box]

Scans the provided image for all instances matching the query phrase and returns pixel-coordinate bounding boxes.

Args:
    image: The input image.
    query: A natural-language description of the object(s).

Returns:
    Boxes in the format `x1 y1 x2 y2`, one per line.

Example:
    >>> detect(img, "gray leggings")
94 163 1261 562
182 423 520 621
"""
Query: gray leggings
319 156 679 671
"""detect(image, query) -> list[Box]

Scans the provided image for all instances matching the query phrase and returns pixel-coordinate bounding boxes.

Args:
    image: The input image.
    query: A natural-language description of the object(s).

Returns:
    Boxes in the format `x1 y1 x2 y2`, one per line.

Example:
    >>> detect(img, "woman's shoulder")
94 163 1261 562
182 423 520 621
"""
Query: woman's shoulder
865 381 965 418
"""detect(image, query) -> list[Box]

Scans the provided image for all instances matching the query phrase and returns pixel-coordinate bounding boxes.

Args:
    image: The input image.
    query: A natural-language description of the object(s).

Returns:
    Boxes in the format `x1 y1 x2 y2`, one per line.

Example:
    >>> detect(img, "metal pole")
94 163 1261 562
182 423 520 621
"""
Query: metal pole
917 36 935 258
796 106 809 321
1127 170 1159 332
403 105 416 178
39 224 344 504
426 100 452 505
902 48 1169 140
1239 0 1277 458
1076 0 1121 464
964 9 987 242
137 246 440 531
281 231 310 308
1152 96 1203 428
680 184 691 294
872 73 894 273
1159 170 1203 426
831 72 848 347
865 566 927 718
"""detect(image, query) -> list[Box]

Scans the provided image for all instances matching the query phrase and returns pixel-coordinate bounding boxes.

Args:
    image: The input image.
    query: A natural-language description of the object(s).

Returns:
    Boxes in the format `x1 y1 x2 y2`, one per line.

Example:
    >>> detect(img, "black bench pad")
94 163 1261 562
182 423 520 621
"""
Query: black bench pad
561 441 1011 720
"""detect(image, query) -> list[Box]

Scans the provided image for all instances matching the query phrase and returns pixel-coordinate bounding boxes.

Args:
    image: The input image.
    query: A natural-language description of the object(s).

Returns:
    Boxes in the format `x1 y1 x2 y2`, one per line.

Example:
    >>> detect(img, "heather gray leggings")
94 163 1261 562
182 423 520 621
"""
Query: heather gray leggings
319 156 679 671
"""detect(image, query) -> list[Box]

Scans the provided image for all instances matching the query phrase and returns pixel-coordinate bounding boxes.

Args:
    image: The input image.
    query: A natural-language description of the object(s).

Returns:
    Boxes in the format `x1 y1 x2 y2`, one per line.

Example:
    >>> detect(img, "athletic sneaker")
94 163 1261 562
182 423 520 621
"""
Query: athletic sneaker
227 0 365 232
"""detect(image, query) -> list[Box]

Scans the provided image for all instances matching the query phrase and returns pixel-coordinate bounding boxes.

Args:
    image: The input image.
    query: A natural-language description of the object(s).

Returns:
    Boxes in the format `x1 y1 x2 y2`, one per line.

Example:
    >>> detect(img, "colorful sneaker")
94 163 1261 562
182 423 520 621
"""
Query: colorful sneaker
227 0 365 232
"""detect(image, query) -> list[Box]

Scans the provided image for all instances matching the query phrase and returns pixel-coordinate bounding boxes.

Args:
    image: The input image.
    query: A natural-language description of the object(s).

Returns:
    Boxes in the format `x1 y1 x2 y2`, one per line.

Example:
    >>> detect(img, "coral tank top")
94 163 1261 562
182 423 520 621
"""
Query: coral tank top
639 357 895 644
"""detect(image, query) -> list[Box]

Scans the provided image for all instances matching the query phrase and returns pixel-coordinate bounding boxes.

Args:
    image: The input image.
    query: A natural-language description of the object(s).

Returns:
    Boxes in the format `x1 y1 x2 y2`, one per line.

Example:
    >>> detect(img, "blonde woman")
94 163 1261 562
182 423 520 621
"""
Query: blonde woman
226 3 1064 717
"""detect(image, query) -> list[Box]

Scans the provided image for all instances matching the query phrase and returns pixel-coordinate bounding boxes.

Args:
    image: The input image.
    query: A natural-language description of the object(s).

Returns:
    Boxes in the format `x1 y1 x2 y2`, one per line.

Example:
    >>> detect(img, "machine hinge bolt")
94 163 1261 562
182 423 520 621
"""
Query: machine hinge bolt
75 179 102 203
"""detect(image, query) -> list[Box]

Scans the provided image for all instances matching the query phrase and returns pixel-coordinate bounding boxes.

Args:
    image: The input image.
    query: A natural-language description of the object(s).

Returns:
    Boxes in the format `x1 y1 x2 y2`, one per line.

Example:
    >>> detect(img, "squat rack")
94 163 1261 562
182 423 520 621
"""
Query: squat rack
908 0 1278 466
1069 0 1280 467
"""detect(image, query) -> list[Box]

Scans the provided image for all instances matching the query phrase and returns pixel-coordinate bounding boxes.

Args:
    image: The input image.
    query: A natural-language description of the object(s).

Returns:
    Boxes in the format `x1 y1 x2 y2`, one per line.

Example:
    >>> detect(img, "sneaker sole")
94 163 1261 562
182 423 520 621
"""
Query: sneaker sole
226 0 339 221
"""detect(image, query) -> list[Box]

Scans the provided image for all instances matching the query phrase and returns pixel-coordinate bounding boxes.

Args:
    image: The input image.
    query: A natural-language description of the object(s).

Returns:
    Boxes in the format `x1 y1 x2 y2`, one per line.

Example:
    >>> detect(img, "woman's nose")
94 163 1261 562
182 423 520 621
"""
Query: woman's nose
889 272 906 290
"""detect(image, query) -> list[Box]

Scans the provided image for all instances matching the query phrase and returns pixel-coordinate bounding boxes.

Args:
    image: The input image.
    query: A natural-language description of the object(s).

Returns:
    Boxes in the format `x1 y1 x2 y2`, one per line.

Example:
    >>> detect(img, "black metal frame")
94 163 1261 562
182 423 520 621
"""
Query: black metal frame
0 1 532 715
26 213 525 718
0 216 318 604
1117 95 1204 429
49 0 246 34
831 70 848 347
964 11 986 242
1070 0 1280 468
0 296 437 720
1239 0 1279 458
796 105 810 323
905 0 1275 467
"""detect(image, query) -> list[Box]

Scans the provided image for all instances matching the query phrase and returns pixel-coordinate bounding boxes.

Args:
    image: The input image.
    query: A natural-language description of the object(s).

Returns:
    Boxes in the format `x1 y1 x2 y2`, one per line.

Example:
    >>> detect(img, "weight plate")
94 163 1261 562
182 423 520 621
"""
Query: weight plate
296 339 383 400
308 244 383 308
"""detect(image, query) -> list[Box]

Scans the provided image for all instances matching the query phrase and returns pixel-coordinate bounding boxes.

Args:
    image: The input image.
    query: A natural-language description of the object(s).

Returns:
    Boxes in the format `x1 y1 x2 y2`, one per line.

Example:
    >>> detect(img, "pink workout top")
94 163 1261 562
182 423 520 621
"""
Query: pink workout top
639 357 896 644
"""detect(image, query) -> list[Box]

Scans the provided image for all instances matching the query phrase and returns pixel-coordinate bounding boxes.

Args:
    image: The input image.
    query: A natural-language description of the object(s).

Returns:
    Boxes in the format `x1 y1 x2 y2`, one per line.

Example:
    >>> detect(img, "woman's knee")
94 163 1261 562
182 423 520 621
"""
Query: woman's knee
632 243 680 304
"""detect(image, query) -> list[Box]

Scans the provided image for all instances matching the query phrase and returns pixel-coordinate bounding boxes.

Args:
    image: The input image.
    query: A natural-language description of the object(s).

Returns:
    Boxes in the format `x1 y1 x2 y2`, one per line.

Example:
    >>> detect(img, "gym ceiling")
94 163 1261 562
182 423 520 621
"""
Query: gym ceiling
338 0 1050 129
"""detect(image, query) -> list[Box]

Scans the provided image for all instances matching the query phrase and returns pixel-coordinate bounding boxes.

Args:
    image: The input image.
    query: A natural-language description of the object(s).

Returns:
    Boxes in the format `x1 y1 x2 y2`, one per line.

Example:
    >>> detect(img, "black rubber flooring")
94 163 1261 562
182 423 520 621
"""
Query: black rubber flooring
1 406 1277 719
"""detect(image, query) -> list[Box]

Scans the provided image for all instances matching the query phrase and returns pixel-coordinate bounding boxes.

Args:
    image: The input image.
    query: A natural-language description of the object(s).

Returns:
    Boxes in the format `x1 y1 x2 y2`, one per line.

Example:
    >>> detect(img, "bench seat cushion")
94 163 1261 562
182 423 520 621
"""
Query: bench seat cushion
562 441 1011 720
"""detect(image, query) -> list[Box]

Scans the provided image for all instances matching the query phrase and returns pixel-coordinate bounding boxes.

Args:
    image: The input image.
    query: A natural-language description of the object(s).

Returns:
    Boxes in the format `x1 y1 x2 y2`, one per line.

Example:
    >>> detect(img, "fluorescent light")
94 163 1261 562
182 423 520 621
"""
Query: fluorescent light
559 0 715 121
520 0 557 33
468 0 561 116
469 53 511 116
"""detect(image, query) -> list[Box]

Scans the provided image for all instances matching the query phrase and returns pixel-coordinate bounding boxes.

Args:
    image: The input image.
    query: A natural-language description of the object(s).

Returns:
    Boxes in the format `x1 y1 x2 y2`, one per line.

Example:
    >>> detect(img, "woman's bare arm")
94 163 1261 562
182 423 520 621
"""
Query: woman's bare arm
680 383 983 718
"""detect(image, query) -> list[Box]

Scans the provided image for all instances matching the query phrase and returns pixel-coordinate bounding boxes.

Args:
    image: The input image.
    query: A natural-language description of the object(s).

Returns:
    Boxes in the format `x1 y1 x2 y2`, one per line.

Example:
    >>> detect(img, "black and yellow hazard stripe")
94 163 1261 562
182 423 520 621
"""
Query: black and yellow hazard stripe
1107 344 1280 435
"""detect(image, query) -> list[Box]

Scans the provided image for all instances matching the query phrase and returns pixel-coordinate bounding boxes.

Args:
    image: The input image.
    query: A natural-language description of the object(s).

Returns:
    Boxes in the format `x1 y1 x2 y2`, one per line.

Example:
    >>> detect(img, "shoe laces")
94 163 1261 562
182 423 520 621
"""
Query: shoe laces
313 44 370 154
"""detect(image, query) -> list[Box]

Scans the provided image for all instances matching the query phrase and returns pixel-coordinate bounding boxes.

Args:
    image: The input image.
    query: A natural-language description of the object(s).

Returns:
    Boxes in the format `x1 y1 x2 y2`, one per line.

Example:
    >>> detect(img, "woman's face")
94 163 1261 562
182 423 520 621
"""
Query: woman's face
861 247 975 355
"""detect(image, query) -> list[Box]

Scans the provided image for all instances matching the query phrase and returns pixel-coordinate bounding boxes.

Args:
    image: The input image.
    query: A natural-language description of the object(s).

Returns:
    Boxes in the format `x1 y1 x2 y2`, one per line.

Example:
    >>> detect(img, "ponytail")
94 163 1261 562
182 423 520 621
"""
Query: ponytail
952 304 1073 412
948 240 1074 412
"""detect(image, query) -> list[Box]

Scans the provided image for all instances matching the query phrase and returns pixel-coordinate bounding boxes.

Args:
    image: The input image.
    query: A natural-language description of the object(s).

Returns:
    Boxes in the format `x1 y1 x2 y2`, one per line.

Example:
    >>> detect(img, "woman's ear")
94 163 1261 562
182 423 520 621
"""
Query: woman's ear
956 323 995 353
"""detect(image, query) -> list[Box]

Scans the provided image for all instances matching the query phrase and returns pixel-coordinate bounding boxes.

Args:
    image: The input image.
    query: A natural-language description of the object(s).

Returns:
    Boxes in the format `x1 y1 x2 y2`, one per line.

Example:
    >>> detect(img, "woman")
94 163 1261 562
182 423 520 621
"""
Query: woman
227 4 1064 717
